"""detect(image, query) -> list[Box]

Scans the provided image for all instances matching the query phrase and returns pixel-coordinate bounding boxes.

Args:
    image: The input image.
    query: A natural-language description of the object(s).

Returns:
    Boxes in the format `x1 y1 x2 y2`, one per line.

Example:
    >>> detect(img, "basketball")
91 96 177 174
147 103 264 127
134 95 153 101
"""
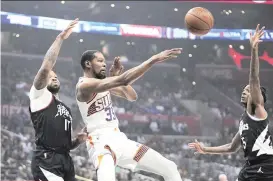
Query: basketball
185 7 214 36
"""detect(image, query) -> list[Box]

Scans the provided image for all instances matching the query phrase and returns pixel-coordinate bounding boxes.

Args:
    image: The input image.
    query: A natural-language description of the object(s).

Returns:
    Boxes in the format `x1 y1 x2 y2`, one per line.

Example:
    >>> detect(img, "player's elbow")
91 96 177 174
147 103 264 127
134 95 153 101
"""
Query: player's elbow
121 78 130 86
229 143 239 153
127 94 138 102
118 73 133 86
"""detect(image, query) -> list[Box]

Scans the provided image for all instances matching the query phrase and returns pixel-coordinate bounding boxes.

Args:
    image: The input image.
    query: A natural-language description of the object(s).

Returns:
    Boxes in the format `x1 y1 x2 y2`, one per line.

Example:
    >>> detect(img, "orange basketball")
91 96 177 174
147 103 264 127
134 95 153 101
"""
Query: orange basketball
185 7 214 36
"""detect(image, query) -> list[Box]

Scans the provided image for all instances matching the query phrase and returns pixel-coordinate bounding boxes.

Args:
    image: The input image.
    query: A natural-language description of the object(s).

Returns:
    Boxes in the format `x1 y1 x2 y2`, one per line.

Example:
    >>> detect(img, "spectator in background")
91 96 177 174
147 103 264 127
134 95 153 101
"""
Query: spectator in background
219 173 228 181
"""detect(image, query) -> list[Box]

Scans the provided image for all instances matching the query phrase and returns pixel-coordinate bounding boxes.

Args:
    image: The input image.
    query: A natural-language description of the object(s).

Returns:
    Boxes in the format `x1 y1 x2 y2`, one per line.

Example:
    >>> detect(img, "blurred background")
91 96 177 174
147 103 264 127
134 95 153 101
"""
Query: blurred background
1 1 273 181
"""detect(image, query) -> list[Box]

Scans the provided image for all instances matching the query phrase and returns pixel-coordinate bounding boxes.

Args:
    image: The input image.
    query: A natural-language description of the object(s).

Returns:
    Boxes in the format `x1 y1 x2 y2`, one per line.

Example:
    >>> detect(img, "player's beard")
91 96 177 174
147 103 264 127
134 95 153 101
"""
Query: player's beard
47 85 60 94
94 70 106 79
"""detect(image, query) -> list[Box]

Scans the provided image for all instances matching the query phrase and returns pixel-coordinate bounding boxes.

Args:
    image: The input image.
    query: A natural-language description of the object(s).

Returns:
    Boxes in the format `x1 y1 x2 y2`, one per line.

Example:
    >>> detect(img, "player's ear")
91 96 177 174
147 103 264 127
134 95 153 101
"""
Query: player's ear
85 60 91 68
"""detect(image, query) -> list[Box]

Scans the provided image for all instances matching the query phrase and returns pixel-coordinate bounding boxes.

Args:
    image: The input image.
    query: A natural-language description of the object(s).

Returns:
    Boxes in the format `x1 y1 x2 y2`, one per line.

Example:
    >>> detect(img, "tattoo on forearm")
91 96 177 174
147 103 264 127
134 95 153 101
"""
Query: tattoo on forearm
250 48 259 80
44 39 63 65
33 38 63 89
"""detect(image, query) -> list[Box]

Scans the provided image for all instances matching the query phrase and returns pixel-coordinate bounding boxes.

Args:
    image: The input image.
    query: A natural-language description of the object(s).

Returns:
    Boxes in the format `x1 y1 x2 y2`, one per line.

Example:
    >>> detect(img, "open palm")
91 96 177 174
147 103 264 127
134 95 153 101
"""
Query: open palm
109 57 124 76
58 18 79 40
250 24 265 49
188 139 206 154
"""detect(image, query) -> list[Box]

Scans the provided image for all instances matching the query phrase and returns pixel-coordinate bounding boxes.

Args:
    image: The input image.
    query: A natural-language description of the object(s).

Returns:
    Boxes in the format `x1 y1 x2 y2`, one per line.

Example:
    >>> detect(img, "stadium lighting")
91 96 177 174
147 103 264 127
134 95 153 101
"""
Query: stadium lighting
61 1 65 4
126 6 130 9
111 4 115 7
174 8 178 12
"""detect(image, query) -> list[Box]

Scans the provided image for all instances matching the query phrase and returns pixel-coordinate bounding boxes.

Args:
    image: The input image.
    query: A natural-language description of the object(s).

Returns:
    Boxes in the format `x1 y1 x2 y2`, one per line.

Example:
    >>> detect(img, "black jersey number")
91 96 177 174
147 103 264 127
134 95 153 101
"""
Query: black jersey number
105 107 116 121
65 119 71 131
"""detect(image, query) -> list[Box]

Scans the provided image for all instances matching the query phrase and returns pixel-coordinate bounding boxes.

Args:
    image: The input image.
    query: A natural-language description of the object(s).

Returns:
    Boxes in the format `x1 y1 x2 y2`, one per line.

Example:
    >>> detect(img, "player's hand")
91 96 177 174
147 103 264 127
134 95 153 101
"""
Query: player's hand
250 24 265 49
76 126 88 143
152 48 182 63
58 18 79 40
188 139 206 154
109 56 124 76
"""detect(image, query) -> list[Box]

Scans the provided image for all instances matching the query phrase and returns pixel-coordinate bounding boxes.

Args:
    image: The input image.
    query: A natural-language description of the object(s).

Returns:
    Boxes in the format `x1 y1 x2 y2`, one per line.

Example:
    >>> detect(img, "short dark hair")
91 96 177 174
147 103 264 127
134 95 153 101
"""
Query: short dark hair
80 50 99 69
260 86 267 103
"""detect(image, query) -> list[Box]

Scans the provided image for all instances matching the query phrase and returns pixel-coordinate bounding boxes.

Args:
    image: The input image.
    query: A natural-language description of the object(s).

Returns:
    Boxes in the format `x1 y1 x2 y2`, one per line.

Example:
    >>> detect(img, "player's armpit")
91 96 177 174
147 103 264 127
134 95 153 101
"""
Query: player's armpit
110 86 138 102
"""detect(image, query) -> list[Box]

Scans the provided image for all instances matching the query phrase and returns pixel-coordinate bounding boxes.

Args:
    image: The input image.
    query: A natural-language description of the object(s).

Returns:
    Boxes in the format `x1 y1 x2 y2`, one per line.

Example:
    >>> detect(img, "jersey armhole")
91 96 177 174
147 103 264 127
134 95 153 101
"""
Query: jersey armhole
246 111 268 121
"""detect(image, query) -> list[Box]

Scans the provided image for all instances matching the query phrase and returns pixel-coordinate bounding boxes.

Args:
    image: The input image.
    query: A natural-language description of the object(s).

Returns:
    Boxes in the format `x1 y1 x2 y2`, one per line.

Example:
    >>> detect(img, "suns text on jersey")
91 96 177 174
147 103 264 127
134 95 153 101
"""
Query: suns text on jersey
87 93 112 116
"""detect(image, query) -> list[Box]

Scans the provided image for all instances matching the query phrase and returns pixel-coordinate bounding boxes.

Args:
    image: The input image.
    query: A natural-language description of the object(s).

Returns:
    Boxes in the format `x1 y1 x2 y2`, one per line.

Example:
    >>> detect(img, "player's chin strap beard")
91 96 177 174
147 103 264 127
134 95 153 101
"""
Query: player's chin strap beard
47 86 60 95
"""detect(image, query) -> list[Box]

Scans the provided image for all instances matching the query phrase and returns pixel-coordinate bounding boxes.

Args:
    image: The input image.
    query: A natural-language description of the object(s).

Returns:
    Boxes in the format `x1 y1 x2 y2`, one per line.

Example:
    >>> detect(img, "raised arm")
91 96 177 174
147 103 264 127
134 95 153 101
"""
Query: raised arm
77 48 182 102
188 132 241 154
33 19 78 91
249 24 265 105
109 57 137 101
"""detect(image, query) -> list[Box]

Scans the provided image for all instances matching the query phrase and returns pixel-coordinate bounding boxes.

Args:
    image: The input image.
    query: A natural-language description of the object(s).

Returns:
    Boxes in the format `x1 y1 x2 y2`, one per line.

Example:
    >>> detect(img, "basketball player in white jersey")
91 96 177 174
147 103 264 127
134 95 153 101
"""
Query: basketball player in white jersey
76 49 183 181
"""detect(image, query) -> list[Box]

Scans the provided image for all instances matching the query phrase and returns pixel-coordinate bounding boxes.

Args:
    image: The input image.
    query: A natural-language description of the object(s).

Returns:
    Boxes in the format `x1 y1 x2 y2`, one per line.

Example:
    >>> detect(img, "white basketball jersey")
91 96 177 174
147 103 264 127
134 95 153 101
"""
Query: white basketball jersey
76 78 119 133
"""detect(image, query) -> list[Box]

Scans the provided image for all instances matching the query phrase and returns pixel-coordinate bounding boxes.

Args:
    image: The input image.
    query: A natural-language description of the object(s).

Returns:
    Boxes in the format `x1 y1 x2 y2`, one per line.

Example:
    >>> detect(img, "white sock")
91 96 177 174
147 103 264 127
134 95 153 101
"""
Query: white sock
97 154 116 181
136 148 182 181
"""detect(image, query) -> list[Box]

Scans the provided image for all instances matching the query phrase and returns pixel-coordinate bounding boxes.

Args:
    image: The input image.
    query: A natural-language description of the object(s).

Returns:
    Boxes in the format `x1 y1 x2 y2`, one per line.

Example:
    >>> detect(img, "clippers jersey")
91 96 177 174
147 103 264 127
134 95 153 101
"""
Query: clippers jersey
239 111 273 162
76 77 119 134
29 95 73 152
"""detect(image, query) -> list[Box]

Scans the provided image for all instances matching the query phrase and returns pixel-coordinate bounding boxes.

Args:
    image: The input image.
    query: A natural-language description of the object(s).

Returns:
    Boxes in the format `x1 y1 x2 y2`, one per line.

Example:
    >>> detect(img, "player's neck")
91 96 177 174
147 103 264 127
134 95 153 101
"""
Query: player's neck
53 94 60 100
83 70 95 78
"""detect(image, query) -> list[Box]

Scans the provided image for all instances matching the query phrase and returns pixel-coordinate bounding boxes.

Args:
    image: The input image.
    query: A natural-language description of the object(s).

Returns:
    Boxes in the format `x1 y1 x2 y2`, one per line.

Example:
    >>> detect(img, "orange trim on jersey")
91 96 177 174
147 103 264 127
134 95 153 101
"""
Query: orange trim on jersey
88 135 94 146
86 93 97 104
97 154 104 167
133 145 149 162
104 145 117 165
114 128 120 132
97 145 117 169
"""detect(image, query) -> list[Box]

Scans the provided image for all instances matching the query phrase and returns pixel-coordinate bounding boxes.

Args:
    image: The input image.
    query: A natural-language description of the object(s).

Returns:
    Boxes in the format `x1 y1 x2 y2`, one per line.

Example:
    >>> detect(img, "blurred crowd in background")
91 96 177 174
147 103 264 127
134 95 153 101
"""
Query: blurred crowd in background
1 1 273 181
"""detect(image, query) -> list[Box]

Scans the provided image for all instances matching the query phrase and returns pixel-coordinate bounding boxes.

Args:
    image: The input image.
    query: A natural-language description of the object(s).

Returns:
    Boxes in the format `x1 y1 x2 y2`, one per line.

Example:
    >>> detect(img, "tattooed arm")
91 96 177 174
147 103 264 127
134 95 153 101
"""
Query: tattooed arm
33 18 79 90
33 38 63 90
248 24 267 119
249 24 264 106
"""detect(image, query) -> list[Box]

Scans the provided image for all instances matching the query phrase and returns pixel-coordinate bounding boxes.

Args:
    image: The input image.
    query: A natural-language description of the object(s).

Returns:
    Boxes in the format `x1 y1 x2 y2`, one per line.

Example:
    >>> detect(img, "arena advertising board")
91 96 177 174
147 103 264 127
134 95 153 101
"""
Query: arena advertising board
1 11 273 41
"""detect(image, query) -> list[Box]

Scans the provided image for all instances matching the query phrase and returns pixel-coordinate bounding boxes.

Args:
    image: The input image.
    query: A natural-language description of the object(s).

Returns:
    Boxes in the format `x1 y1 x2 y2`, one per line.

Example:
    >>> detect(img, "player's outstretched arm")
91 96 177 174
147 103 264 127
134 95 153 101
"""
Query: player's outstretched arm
109 57 137 101
249 24 264 106
188 132 241 154
77 48 182 101
32 18 78 91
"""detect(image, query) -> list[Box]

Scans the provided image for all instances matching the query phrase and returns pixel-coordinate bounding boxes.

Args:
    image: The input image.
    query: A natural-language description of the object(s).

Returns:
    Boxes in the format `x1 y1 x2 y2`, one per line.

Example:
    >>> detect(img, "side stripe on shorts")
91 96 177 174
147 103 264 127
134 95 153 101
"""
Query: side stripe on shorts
133 145 149 162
